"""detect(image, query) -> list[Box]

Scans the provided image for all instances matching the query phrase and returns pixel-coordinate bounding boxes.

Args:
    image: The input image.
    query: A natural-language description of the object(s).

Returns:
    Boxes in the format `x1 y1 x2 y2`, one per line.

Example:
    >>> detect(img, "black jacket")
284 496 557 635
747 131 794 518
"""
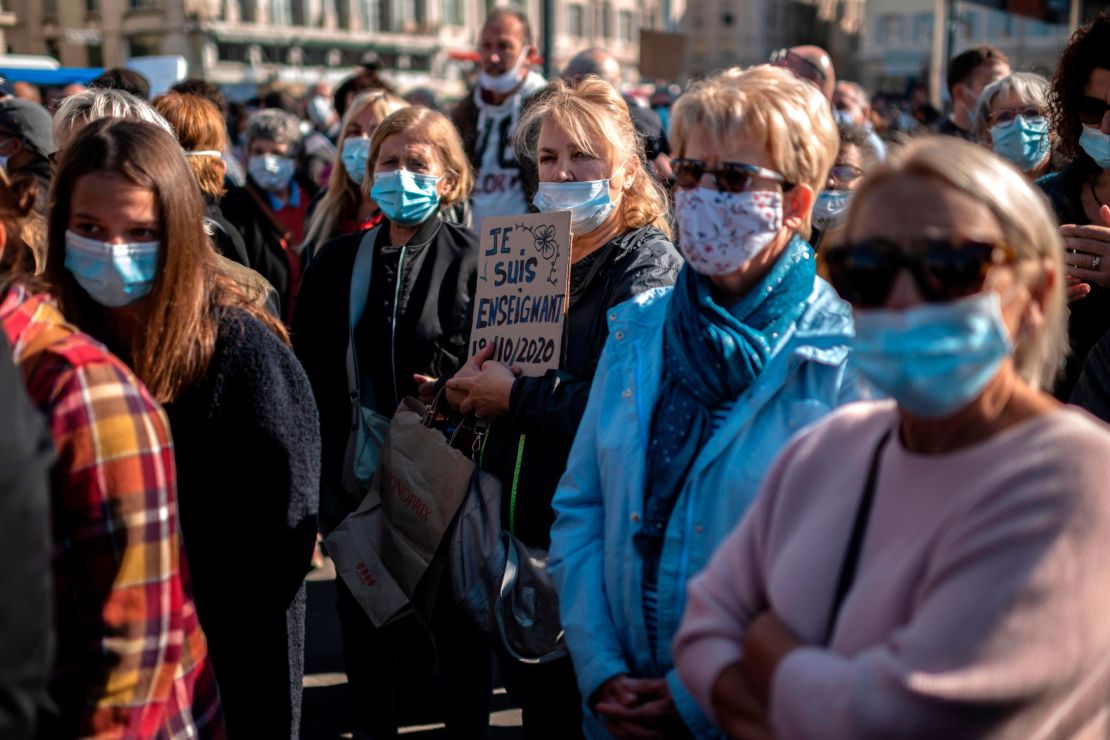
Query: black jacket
292 215 479 533
0 332 52 740
478 226 682 549
221 176 318 317
163 308 320 740
204 198 250 267
1038 159 1110 399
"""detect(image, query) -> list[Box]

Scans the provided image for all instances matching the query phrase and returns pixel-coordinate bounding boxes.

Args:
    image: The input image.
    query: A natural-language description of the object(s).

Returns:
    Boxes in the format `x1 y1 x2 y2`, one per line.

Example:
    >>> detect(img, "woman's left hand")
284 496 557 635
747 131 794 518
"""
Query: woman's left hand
740 611 804 706
1061 206 1110 289
444 359 519 418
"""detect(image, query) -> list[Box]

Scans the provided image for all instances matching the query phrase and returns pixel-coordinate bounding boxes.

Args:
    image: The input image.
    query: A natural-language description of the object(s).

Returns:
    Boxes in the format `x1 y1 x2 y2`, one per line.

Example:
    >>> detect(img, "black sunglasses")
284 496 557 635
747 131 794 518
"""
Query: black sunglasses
824 237 1015 308
1078 96 1110 127
671 158 794 193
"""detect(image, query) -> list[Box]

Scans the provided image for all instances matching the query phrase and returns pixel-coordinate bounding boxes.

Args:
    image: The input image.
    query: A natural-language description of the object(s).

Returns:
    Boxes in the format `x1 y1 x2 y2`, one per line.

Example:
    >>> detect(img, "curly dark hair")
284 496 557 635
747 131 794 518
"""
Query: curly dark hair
1049 13 1110 163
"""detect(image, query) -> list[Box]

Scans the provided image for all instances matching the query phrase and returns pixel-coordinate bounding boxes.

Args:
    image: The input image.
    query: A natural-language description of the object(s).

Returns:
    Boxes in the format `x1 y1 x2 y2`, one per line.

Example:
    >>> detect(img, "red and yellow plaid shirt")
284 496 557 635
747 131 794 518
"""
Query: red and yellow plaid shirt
0 286 224 739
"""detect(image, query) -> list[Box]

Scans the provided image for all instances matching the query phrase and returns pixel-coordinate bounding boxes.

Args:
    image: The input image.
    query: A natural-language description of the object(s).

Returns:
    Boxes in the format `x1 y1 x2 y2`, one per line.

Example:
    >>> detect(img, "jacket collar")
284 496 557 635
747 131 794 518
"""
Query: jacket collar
611 276 854 367
378 212 444 253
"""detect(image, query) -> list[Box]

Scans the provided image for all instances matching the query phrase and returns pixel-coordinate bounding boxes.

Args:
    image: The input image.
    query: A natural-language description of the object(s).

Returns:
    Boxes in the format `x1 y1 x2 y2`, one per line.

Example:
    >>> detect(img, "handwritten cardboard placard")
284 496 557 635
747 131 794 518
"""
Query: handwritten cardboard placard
469 210 572 376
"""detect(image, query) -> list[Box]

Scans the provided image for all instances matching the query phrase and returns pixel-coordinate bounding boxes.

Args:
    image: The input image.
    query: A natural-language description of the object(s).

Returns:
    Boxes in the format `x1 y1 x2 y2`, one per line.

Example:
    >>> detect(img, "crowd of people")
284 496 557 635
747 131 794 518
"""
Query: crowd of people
5 5 1110 740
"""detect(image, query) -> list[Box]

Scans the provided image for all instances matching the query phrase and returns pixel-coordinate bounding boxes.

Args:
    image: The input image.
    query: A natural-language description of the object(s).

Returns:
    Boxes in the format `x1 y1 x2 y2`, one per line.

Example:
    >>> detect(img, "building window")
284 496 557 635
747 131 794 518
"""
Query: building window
270 0 291 24
986 9 1013 38
87 43 103 66
567 5 584 37
912 12 933 43
599 1 612 38
128 0 157 8
86 0 98 11
443 0 463 26
43 0 58 16
128 33 161 57
619 9 633 42
875 14 904 44
359 0 376 29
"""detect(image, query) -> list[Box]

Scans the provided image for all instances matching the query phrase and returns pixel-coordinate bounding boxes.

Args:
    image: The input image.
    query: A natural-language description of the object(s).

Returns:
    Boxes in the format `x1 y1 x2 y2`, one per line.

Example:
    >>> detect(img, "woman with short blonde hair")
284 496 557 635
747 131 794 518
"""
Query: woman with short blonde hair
673 135 1110 739
444 74 683 738
547 65 862 737
291 105 488 739
300 90 406 263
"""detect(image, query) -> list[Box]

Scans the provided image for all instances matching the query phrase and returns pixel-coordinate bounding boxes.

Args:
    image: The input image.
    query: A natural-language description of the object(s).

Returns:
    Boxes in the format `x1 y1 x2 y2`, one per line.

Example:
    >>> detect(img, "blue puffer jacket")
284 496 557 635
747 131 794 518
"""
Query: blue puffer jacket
549 278 866 738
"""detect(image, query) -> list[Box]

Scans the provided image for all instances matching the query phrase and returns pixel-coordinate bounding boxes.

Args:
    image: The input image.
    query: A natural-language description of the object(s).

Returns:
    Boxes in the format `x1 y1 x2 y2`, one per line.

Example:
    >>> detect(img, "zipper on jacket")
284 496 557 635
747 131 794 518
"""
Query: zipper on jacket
390 246 407 406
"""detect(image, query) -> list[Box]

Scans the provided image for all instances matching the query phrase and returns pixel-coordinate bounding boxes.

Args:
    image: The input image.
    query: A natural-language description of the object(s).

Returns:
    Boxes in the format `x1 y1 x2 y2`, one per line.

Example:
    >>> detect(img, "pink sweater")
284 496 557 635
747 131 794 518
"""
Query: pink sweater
674 401 1110 739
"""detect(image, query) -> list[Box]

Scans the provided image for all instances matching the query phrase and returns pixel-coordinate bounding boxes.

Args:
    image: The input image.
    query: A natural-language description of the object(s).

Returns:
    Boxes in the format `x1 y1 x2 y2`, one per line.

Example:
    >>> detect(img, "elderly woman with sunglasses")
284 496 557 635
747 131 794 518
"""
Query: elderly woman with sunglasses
674 136 1110 739
974 72 1053 178
1037 14 1110 397
548 66 865 739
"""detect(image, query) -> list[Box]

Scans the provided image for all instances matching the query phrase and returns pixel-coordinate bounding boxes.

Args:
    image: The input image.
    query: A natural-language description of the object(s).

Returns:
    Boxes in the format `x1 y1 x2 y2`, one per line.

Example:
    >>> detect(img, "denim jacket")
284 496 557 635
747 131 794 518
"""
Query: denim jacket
549 278 865 738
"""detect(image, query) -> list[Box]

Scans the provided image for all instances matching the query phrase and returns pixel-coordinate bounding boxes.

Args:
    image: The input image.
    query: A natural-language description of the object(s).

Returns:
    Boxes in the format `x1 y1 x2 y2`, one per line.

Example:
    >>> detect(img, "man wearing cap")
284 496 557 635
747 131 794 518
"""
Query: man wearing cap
0 99 55 215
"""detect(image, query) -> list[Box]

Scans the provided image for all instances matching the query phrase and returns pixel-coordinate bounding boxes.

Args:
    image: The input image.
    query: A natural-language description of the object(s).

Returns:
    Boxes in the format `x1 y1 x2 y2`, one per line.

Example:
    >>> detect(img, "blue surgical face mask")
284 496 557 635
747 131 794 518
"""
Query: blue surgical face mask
248 154 295 192
64 230 160 308
812 189 852 230
533 179 616 234
370 169 441 226
851 292 1014 418
991 115 1049 172
1079 125 1110 169
341 137 371 187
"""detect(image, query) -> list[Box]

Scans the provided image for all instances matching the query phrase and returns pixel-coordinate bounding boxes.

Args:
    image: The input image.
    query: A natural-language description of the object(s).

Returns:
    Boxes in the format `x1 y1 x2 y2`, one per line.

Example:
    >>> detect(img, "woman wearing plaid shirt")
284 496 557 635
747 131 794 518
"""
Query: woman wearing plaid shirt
0 168 223 732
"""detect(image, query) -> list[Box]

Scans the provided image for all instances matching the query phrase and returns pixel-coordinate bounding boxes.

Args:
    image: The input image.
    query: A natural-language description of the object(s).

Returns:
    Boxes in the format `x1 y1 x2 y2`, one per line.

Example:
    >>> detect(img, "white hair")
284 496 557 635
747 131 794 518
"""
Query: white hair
974 72 1050 144
54 88 176 154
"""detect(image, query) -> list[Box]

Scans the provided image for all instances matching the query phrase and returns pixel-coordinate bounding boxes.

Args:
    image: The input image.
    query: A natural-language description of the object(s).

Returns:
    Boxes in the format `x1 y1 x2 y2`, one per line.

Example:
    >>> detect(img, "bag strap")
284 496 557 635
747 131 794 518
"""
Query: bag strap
346 227 380 430
823 426 894 645
495 532 566 666
509 434 526 536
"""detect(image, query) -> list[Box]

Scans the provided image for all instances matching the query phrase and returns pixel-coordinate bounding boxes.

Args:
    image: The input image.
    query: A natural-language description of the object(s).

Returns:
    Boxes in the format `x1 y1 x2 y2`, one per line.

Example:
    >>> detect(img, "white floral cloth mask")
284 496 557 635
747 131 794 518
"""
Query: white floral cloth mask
674 188 784 275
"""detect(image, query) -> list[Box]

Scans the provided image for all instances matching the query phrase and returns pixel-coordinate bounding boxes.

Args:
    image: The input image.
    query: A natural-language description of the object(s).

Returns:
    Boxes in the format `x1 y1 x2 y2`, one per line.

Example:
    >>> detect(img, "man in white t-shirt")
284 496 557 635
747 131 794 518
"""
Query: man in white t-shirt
451 7 547 231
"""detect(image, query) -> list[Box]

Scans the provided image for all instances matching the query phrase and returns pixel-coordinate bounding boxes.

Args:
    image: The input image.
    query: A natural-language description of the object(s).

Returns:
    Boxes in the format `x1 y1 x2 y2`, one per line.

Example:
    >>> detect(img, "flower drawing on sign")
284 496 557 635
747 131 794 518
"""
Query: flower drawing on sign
517 221 562 285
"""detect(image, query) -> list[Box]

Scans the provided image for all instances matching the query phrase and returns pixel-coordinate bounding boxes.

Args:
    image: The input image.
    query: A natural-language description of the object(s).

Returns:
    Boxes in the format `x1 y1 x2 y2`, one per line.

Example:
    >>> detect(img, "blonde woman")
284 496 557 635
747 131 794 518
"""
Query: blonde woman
445 75 682 739
672 136 1110 738
300 89 406 264
547 66 865 738
291 106 486 739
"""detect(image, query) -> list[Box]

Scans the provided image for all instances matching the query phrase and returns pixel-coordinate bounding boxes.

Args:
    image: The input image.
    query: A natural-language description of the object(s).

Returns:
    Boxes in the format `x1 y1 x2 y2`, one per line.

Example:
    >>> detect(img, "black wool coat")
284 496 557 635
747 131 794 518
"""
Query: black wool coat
163 308 320 740
291 215 478 534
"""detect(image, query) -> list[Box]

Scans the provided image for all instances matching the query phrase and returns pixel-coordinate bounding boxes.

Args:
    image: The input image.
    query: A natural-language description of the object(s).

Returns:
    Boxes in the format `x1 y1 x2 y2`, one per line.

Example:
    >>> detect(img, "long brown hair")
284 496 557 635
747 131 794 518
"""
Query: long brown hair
44 118 288 403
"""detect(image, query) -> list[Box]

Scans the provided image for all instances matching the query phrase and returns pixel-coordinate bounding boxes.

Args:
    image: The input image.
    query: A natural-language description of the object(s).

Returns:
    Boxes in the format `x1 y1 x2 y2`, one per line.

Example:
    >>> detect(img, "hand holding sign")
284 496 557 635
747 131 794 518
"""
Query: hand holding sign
468 211 572 377
445 352 522 417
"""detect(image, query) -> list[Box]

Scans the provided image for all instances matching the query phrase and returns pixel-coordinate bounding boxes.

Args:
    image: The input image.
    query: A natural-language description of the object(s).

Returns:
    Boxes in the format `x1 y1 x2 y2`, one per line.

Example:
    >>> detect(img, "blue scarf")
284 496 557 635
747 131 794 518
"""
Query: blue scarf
634 236 816 560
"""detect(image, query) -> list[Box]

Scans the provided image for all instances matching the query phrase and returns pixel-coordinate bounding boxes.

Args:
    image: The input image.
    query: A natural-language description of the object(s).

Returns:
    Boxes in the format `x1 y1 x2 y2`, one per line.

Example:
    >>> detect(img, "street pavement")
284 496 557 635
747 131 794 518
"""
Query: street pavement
300 558 525 739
